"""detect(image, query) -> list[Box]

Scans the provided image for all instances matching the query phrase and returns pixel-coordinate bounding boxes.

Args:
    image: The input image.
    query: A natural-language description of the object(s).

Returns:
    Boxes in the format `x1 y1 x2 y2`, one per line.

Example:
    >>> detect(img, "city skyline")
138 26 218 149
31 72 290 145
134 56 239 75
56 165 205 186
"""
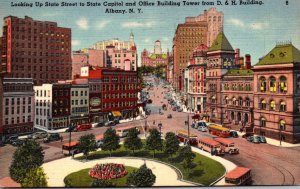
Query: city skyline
0 0 299 64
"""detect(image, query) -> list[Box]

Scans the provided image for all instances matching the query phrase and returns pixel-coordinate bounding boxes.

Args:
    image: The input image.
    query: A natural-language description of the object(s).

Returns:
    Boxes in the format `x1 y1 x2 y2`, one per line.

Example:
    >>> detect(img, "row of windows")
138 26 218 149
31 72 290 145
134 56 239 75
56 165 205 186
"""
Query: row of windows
260 118 287 131
224 83 252 91
71 107 88 114
5 106 32 115
71 99 88 106
224 97 251 107
71 90 88 97
259 76 289 93
5 97 32 106
114 53 135 57
3 85 32 92
102 77 138 83
103 93 137 99
36 108 49 116
4 116 32 125
102 101 136 109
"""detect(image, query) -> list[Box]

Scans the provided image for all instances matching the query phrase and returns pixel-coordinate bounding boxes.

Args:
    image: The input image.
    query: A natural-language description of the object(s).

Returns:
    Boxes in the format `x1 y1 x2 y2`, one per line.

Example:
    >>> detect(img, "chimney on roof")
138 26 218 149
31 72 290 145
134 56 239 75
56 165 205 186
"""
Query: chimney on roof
245 54 251 69
235 49 240 66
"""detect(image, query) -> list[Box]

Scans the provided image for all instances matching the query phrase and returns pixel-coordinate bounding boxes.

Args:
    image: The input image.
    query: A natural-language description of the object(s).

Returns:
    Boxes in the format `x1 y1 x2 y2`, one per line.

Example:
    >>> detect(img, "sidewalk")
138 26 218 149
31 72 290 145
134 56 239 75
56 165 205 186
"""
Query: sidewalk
42 156 193 187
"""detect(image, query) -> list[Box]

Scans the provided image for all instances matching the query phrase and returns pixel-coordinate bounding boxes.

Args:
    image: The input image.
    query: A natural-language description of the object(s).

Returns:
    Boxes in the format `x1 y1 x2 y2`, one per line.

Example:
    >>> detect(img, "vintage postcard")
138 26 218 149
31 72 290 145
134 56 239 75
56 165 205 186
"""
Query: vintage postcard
0 0 299 187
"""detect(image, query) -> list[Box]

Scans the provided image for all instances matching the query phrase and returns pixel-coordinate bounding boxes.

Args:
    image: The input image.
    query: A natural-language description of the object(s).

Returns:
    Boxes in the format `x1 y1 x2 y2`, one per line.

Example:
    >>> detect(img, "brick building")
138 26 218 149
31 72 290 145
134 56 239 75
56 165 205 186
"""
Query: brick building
2 78 34 137
172 8 223 91
1 16 72 85
252 43 300 143
106 45 137 71
186 44 208 113
79 66 140 123
34 83 71 131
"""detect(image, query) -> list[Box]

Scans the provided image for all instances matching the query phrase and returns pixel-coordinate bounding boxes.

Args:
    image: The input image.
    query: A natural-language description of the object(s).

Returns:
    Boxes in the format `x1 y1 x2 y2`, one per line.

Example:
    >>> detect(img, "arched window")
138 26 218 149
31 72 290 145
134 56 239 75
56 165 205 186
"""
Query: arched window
260 99 266 110
260 117 266 127
246 98 250 107
211 95 216 103
238 84 244 91
279 120 286 130
231 112 234 120
260 77 266 92
270 100 276 111
238 97 243 106
279 76 287 93
225 96 229 104
269 76 276 92
232 97 236 105
279 101 286 112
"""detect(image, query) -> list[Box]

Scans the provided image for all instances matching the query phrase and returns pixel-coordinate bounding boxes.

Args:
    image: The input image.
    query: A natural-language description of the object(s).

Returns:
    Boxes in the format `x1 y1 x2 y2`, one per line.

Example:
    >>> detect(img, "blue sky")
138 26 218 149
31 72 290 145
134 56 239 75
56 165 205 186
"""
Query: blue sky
0 0 299 65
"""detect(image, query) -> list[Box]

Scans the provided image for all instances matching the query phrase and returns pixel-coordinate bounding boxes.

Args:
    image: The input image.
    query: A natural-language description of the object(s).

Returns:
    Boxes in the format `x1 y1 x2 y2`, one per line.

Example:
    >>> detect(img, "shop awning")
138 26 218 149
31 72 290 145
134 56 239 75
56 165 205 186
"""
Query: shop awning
112 111 122 117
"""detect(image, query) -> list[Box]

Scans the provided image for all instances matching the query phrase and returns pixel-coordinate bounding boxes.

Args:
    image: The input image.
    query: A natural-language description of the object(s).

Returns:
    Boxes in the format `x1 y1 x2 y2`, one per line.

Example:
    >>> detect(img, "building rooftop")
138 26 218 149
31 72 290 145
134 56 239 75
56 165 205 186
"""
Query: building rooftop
148 53 168 59
208 32 234 52
255 43 300 66
225 69 254 76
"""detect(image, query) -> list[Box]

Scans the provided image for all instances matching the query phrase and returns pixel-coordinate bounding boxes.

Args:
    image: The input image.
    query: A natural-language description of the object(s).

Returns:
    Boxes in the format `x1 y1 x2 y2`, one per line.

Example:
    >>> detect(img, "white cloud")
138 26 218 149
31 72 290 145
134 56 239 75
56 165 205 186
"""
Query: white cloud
96 20 111 29
122 21 155 28
162 37 169 41
144 37 151 43
76 17 89 30
72 40 81 46
228 18 245 28
250 22 269 30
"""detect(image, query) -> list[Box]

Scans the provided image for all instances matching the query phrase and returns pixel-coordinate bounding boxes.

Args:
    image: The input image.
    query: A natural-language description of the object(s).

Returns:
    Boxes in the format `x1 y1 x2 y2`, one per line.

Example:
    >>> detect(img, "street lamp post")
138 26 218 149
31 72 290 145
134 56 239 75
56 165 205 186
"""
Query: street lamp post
158 122 162 138
68 122 75 156
185 114 190 144
279 125 282 146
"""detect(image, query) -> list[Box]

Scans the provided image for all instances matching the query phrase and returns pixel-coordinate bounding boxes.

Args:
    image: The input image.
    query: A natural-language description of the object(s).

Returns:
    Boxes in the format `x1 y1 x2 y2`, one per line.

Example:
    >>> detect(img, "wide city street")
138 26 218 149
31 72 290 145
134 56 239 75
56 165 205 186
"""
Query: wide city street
1 76 300 186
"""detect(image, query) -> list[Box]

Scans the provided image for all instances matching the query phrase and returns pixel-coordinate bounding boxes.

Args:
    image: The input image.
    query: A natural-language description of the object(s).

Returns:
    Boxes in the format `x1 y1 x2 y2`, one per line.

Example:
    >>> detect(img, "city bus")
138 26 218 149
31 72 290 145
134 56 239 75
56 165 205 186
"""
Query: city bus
214 138 239 154
116 125 140 138
175 130 198 146
208 124 230 138
74 123 92 132
225 167 252 186
198 138 225 156
62 141 79 155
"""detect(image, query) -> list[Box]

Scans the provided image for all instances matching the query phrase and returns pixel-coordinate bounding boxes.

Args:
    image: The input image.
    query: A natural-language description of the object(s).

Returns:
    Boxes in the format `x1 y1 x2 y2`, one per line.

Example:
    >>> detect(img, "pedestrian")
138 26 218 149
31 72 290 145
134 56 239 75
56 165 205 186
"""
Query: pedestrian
72 151 75 158
153 120 156 125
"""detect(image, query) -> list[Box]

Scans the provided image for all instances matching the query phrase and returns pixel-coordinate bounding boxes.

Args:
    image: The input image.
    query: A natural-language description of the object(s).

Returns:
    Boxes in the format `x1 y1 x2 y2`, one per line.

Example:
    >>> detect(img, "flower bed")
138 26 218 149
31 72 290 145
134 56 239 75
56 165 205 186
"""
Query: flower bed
89 163 127 180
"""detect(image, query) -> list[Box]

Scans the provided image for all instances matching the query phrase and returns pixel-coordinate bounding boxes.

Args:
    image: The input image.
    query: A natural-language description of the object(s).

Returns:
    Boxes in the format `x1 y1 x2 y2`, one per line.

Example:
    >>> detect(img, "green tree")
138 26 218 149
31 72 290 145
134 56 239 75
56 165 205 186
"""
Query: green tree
145 129 163 158
179 144 196 173
10 140 44 182
124 128 143 154
91 179 115 187
78 134 97 160
20 167 48 187
126 164 156 187
164 132 180 158
101 127 120 156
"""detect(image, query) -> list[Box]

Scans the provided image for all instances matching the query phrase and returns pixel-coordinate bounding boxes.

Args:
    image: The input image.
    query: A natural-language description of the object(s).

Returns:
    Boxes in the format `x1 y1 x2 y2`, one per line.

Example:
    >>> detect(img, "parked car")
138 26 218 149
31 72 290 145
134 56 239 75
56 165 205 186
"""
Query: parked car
177 108 183 112
258 136 267 143
159 111 164 115
242 132 254 139
44 133 62 143
167 114 172 119
11 139 25 147
147 99 153 104
247 136 260 143
32 132 48 139
95 122 105 127
106 121 116 126
5 135 19 144
172 107 177 111
230 130 239 138
66 126 76 132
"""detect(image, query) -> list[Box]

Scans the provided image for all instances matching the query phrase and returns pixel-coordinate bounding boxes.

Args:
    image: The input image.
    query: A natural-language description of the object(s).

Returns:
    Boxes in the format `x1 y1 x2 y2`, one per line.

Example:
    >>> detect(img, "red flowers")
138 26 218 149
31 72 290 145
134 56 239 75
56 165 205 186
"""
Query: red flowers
89 163 128 180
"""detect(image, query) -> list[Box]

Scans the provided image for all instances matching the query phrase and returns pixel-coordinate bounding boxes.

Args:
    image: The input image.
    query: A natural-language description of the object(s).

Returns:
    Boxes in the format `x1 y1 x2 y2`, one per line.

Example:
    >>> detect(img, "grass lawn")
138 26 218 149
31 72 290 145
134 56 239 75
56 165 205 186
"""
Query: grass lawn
75 142 225 186
64 166 137 187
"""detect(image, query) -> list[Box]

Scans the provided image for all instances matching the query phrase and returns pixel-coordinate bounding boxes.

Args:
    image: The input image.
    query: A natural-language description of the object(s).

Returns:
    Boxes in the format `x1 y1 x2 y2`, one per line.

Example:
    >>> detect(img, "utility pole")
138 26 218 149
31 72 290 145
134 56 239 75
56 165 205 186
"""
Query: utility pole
187 114 190 140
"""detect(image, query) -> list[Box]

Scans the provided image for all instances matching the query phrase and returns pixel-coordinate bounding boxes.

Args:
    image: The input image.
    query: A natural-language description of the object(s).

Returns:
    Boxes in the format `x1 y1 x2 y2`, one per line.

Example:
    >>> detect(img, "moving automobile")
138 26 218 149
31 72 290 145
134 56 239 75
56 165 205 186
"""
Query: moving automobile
11 139 25 146
198 125 208 132
5 135 19 144
193 121 207 129
95 134 104 148
62 141 80 155
43 133 62 143
225 167 252 186
74 123 92 132
242 132 254 138
167 114 172 119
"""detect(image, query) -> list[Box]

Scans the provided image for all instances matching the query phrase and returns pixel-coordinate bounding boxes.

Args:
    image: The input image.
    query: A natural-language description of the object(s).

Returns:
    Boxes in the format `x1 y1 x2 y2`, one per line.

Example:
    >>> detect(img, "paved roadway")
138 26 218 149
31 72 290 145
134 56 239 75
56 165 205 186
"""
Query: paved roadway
1 76 300 186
